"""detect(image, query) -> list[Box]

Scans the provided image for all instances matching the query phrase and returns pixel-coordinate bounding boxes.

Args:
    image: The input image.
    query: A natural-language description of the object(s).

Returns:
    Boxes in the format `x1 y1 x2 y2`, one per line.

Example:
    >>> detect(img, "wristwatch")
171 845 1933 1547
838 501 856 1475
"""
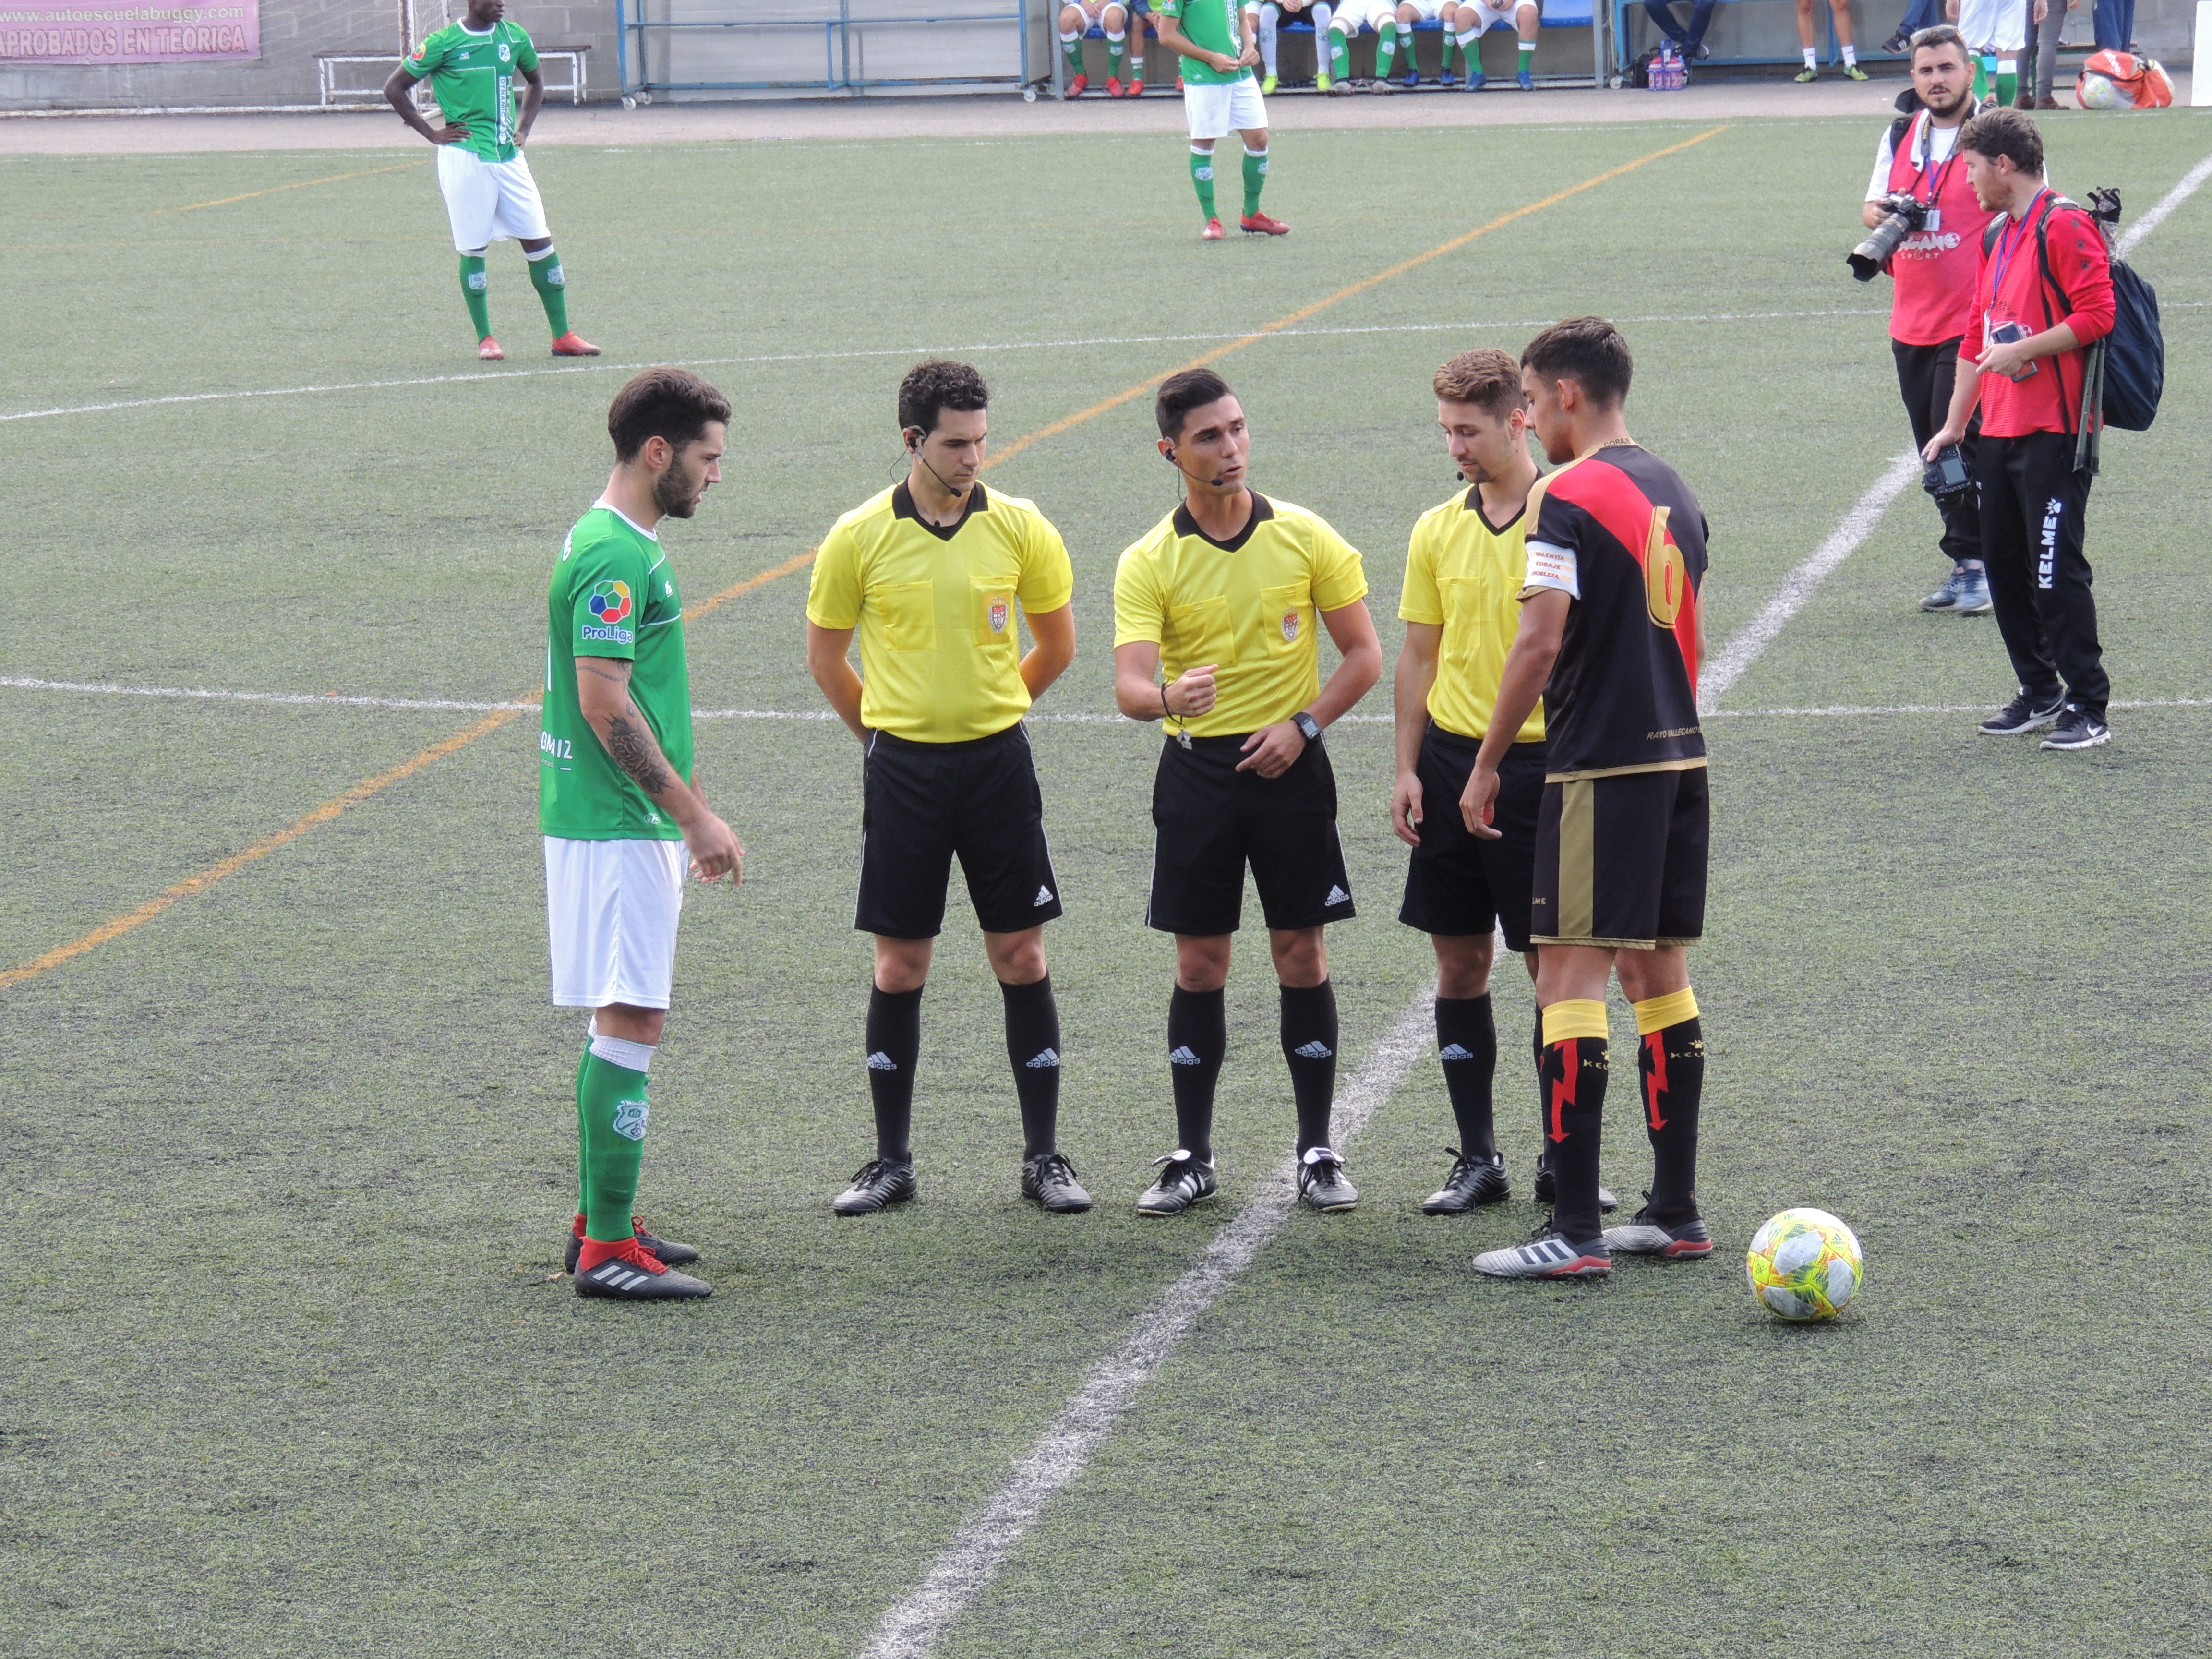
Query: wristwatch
1291 711 1322 744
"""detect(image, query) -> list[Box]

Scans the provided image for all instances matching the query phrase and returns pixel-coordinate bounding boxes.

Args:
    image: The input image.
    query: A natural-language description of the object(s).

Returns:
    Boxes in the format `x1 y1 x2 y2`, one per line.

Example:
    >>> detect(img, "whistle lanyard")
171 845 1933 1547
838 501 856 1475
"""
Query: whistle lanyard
1988 188 2049 313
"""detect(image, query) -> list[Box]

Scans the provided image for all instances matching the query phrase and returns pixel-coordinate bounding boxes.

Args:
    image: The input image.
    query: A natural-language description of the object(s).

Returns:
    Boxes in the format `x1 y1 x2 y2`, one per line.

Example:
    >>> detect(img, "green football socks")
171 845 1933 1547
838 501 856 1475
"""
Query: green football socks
1996 59 2016 104
1375 20 1397 76
1438 33 1456 75
458 253 491 340
1061 30 1083 77
1190 145 1217 219
1107 29 1125 78
1330 28 1350 79
526 245 570 337
573 1037 592 1216
1974 52 1992 100
1241 146 1267 218
1518 39 1535 72
578 1044 651 1243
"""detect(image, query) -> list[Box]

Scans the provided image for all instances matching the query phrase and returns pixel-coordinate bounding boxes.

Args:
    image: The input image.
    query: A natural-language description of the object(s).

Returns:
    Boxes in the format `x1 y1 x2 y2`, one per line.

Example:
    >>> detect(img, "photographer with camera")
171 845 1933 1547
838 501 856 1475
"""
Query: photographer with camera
1858 26 1998 615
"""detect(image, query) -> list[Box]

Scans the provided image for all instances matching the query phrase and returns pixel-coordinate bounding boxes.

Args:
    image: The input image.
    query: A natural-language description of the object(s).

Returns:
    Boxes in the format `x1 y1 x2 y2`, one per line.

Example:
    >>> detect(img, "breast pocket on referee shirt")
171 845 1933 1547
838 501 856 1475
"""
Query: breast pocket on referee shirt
971 581 1020 649
1438 575 1496 669
1258 581 1311 657
1168 593 1236 667
876 580 937 652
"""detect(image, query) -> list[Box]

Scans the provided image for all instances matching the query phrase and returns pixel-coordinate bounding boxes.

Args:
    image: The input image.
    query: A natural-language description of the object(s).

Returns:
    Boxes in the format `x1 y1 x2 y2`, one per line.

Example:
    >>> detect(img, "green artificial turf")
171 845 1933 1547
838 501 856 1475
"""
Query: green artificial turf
1 108 2209 1657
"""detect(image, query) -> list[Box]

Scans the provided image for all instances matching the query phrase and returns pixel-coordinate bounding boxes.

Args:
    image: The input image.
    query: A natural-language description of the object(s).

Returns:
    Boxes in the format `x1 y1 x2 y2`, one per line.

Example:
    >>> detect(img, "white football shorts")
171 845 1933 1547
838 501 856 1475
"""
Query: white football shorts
1184 75 1269 137
1065 0 1126 24
1458 0 1534 29
1951 0 2026 52
1397 0 1448 23
544 835 687 1010
1333 0 1398 29
436 144 552 253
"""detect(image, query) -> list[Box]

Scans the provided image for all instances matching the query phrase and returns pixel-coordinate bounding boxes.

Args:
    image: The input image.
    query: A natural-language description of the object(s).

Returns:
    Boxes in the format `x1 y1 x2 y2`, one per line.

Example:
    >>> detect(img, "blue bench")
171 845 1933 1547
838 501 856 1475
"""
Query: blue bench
1067 0 1601 90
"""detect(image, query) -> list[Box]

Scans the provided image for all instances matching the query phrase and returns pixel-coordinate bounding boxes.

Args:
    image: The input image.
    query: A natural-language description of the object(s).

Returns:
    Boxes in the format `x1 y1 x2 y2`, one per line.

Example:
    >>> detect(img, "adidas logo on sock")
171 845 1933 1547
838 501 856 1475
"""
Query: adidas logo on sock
1025 1048 1061 1069
1324 885 1351 907
866 1051 897 1071
1294 1040 1334 1059
1034 885 1055 906
1168 1045 1201 1066
1438 1042 1474 1061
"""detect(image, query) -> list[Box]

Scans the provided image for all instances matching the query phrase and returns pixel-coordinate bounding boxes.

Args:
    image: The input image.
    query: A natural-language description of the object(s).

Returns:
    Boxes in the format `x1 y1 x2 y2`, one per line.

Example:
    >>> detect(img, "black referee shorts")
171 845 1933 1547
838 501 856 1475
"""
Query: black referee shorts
856 723 1064 940
1397 726 1546 954
1529 762 1707 950
1146 733 1355 937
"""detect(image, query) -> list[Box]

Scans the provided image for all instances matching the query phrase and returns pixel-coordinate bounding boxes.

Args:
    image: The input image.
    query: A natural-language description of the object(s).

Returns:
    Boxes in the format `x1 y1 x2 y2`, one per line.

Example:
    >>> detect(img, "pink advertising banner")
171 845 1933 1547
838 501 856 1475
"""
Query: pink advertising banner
0 0 258 64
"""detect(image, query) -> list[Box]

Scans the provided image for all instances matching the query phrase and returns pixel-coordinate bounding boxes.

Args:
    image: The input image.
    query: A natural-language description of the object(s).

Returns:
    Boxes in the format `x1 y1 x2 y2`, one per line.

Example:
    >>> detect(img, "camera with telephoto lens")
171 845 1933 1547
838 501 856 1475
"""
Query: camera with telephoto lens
1922 444 1972 501
1848 192 1930 282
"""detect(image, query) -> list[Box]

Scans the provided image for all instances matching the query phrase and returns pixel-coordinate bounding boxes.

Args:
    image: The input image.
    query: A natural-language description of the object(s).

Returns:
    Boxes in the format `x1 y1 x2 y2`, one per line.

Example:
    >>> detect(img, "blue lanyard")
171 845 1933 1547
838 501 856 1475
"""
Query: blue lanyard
1910 115 1960 205
1988 188 2048 310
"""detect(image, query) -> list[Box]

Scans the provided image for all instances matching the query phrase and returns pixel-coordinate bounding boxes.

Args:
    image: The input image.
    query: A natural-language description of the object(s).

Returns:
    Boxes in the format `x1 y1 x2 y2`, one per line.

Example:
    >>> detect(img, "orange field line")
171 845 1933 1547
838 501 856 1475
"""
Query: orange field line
155 159 426 216
5 128 1725 992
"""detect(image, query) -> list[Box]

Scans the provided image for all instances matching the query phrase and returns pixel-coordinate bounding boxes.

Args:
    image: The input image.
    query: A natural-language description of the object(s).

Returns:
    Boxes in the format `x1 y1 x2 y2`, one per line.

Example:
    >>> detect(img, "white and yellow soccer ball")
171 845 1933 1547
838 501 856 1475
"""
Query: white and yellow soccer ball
1746 1208 1863 1321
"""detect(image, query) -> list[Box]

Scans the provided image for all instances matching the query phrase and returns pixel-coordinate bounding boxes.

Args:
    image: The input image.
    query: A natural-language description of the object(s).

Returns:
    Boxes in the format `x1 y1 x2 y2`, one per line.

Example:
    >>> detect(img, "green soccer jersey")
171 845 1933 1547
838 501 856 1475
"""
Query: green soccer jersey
540 504 693 842
1157 0 1256 84
403 19 539 162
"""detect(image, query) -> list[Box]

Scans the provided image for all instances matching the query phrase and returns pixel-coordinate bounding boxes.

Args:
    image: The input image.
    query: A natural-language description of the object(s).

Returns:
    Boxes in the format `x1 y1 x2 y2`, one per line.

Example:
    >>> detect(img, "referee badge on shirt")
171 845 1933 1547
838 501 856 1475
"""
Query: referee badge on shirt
975 585 1016 642
1281 610 1299 643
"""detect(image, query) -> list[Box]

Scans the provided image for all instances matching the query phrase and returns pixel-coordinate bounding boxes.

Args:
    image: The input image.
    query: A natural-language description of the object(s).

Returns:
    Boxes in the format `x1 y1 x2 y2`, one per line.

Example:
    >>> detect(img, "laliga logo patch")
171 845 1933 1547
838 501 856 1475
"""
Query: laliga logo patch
612 1099 649 1141
1281 611 1299 643
989 599 1009 634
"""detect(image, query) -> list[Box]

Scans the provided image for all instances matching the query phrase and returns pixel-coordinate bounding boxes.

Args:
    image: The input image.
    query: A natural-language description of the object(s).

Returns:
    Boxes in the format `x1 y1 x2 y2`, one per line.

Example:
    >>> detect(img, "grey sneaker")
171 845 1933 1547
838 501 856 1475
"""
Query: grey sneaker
2040 706 2111 750
1920 565 1969 611
1474 1220 1611 1279
1603 1201 1715 1259
1979 690 2066 736
832 1158 917 1216
1022 1152 1093 1214
1421 1148 1511 1214
1137 1151 1217 1216
1297 1147 1359 1211
1954 567 1993 614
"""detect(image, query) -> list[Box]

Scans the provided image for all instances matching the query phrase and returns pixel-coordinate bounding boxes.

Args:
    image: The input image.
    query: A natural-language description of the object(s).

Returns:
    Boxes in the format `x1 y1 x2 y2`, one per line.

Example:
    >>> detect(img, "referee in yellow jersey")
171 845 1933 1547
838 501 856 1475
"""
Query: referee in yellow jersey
1113 368 1382 1216
1392 350 1616 1220
805 360 1089 1217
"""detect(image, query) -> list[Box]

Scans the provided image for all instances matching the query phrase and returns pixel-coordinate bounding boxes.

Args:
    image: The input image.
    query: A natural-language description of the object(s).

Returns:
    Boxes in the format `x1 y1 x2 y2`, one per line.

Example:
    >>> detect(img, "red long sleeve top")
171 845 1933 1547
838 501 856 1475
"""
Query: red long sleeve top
1967 189 2116 438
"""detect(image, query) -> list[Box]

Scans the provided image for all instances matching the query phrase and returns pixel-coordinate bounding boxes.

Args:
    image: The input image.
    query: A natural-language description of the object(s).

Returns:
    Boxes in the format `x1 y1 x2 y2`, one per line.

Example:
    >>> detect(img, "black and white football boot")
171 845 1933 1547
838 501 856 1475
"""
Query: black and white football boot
1603 1199 1715 1260
1022 1152 1094 1214
1136 1150 1217 1216
833 1158 917 1216
1296 1146 1359 1212
573 1237 713 1300
1420 1147 1511 1214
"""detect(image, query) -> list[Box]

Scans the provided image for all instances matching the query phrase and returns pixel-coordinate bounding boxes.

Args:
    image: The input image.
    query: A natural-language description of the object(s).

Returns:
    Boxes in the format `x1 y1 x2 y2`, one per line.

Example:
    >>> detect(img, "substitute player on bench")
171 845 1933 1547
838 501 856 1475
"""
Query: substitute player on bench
1153 0 1289 237
543 368 740 1301
1464 319 1714 1281
805 361 1089 1219
1114 369 1382 1217
1393 349 1614 1219
382 0 598 361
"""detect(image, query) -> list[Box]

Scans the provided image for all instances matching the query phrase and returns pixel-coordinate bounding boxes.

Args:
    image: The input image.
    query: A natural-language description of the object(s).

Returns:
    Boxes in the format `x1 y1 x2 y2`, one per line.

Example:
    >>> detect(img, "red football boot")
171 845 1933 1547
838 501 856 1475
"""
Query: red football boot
551 331 601 356
1240 210 1290 236
1126 74 1144 95
1201 217 1226 241
477 337 504 361
1106 74 1125 96
1065 72 1090 97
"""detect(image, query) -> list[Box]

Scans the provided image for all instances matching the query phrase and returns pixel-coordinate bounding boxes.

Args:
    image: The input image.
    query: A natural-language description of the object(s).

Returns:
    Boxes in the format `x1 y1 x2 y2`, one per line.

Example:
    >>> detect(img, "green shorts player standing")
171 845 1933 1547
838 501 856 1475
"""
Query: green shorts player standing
542 367 742 1300
382 0 599 361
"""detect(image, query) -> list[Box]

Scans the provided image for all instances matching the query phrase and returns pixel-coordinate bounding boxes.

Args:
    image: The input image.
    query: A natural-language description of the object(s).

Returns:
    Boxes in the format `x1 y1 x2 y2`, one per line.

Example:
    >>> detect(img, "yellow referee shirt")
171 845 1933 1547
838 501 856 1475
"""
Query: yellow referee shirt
1399 486 1546 744
807 481 1075 743
1114 493 1368 739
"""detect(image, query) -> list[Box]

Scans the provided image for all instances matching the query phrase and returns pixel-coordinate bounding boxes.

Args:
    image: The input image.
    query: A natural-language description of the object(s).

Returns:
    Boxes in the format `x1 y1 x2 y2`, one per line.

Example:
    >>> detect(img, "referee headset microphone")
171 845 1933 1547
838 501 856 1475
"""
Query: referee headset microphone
906 426 974 499
1162 443 1229 490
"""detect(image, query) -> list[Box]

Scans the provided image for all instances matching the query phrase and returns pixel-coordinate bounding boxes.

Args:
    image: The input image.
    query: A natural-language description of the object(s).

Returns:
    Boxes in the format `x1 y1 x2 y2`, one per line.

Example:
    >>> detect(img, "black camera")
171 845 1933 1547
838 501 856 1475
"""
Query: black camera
1922 444 1972 501
1848 192 1929 282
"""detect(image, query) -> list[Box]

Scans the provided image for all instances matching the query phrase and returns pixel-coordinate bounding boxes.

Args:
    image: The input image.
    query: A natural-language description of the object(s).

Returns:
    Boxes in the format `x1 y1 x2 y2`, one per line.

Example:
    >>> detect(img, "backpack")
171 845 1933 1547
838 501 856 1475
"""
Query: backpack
2076 50 2175 109
1980 189 2164 470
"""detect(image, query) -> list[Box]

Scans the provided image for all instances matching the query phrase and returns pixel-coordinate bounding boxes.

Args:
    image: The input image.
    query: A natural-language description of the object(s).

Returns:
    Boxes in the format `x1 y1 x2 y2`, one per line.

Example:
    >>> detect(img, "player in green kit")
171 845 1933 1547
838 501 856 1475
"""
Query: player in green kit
542 368 743 1301
1153 0 1289 239
382 0 598 361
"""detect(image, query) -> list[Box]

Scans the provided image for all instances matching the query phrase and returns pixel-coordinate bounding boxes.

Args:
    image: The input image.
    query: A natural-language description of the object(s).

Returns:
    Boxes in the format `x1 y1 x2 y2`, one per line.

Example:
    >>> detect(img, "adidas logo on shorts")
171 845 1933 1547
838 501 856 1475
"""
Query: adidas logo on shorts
1034 885 1054 906
1438 1043 1475 1061
866 1051 897 1071
1025 1048 1061 1069
1168 1046 1201 1066
1294 1040 1334 1060
1324 885 1351 907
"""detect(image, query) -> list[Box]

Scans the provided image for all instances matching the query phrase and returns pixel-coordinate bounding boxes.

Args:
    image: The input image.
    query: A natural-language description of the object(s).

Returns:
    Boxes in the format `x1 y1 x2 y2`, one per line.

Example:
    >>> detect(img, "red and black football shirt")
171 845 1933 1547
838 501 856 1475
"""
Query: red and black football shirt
1520 444 1707 778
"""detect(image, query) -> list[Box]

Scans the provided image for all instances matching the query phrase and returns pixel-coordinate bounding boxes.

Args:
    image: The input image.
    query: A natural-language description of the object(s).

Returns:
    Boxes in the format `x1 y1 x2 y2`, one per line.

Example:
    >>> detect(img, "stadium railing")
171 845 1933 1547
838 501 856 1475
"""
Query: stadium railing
315 47 591 108
616 0 1037 99
1060 0 1605 91
1608 0 1849 81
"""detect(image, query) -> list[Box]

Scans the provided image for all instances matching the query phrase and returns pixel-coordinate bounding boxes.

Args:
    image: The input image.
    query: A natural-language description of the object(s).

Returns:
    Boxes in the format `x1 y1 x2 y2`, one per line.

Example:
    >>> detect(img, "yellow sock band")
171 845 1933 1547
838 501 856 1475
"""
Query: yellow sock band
1541 999 1609 1045
1632 987 1699 1036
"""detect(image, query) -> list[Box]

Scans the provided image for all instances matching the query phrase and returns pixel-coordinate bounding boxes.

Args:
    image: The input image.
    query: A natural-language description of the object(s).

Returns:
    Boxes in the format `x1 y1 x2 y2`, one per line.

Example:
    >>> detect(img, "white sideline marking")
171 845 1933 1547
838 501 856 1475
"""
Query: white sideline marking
2116 153 2212 256
0 308 1887 427
857 997 1433 1659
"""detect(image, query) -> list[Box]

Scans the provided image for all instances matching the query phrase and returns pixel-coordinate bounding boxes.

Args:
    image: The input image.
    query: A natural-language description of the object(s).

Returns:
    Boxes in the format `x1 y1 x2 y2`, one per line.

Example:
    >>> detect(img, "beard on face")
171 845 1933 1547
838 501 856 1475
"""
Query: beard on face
654 456 703 518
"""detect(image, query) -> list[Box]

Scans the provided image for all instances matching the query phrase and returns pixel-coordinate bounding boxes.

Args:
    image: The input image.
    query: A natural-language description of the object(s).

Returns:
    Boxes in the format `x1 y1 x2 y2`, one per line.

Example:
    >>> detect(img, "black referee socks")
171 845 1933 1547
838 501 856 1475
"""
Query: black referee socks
1539 999 1610 1242
1280 980 1340 1156
1000 974 1063 1160
1167 985 1226 1163
865 985 923 1163
1633 989 1705 1225
1434 993 1499 1160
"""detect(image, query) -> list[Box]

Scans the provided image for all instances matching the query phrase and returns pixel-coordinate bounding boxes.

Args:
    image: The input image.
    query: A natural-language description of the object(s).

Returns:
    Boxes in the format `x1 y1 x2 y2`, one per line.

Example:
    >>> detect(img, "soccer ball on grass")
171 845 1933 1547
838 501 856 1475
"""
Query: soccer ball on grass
1746 1207 1863 1321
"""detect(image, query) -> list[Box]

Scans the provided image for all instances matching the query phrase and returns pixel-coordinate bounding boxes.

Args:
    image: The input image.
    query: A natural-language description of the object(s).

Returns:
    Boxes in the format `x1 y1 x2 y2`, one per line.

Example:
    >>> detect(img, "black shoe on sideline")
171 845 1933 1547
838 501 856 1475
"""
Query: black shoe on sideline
1022 1152 1094 1213
833 1158 917 1216
1421 1148 1511 1214
1532 1156 1618 1213
1979 691 2066 736
565 1217 699 1274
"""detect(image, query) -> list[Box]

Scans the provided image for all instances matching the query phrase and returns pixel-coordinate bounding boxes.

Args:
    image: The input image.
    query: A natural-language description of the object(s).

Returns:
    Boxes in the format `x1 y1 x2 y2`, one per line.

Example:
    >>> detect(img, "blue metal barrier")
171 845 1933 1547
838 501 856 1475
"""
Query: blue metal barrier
617 0 1034 97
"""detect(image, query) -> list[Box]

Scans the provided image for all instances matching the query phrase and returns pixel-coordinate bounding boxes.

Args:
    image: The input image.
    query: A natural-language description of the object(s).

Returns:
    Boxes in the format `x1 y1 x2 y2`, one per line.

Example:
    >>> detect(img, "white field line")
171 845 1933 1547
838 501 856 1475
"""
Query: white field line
2116 152 2212 256
0 308 1889 427
857 997 1433 1659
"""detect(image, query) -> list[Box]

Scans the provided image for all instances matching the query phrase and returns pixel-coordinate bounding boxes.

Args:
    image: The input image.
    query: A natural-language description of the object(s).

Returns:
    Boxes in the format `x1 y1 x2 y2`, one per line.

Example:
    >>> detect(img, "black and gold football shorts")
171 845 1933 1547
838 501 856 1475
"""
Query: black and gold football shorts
1529 761 1707 949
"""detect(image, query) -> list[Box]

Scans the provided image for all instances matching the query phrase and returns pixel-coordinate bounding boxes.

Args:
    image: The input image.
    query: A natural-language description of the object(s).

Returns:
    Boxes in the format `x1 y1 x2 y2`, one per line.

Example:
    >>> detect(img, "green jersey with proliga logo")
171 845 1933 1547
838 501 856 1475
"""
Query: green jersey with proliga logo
1156 0 1256 85
541 504 693 842
403 19 539 162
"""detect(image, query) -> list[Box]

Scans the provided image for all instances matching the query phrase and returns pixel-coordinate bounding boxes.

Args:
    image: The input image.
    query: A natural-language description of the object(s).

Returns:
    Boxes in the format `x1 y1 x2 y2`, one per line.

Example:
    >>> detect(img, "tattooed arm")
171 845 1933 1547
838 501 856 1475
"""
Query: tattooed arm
576 656 744 881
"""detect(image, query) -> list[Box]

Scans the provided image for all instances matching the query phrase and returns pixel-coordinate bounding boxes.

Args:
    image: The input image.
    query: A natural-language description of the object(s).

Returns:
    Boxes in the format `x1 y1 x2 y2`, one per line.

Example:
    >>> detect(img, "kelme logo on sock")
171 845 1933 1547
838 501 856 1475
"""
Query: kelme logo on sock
612 1099 649 1141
